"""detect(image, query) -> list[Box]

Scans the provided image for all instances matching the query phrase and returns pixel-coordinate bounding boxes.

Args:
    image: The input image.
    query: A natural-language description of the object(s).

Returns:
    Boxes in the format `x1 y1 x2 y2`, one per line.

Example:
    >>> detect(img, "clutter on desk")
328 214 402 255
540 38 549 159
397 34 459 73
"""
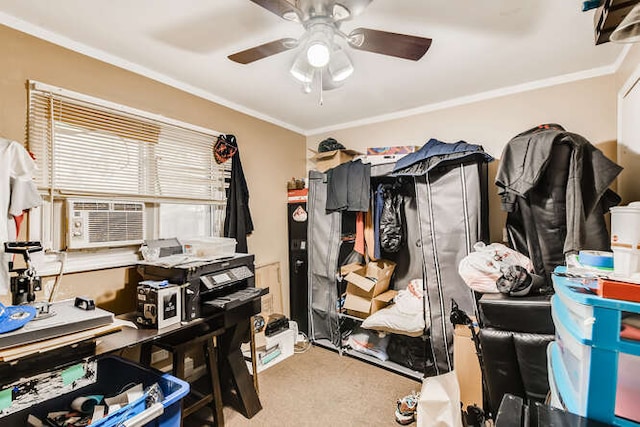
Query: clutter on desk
137 252 257 321
0 302 36 334
136 280 181 329
0 299 114 351
139 236 237 266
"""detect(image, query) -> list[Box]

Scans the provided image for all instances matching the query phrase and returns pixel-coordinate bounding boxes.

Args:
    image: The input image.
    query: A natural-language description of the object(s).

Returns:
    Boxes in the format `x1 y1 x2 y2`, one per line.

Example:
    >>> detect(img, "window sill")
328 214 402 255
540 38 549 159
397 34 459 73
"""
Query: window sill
32 248 141 277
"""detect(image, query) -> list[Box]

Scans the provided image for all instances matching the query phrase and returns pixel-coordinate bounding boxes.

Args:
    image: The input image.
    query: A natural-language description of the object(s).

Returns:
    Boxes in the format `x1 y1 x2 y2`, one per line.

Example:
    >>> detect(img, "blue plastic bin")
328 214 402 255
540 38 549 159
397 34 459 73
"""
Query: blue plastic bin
550 267 640 426
0 356 189 427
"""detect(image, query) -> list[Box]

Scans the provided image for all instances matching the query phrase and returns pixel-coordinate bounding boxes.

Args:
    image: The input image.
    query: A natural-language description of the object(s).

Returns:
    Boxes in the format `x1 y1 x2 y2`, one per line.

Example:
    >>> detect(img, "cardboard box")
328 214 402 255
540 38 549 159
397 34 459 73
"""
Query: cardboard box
453 323 483 409
342 260 397 318
366 146 420 155
310 149 361 172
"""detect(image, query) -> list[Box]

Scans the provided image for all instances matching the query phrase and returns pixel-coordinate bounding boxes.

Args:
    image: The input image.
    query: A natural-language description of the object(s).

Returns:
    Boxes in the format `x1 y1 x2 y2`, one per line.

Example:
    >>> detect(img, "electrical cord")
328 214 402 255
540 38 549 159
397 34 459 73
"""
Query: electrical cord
294 331 312 353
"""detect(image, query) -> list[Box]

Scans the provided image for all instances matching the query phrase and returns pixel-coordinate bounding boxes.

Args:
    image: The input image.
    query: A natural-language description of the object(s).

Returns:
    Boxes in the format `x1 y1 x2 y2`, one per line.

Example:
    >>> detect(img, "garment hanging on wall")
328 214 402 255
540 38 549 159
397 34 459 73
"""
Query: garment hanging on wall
224 140 254 254
0 138 42 295
495 124 622 280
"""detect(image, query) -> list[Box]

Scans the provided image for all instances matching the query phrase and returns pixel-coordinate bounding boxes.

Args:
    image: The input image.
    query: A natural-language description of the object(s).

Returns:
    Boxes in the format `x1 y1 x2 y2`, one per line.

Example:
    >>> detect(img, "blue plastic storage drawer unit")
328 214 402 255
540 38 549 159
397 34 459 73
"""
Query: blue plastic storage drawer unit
0 356 189 427
551 267 640 426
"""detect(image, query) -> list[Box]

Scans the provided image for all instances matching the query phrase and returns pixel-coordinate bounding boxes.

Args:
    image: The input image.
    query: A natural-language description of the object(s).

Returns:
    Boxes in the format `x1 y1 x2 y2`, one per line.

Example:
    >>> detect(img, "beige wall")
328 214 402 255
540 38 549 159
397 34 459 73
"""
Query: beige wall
614 44 640 204
0 24 306 313
307 74 621 243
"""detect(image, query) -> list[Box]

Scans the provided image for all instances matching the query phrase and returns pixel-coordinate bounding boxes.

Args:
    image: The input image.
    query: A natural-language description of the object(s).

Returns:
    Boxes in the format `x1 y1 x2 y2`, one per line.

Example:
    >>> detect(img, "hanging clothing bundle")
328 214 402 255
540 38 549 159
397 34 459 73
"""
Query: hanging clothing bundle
378 182 404 254
223 135 254 254
495 124 622 282
0 138 42 295
325 159 371 213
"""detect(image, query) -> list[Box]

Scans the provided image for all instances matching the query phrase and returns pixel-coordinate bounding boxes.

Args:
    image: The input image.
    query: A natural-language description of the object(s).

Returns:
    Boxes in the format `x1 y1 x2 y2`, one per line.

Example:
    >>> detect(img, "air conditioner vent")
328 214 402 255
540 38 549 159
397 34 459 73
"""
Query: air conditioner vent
67 199 145 249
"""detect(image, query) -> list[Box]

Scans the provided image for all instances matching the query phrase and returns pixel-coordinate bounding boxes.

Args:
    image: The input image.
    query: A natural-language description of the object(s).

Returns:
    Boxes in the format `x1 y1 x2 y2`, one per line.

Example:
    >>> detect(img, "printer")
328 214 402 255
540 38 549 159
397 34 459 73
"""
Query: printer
137 252 257 321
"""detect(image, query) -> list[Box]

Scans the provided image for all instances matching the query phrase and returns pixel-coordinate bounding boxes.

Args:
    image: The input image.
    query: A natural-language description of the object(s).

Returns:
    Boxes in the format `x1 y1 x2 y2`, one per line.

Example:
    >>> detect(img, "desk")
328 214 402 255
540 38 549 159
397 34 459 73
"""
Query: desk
106 292 264 424
0 289 264 426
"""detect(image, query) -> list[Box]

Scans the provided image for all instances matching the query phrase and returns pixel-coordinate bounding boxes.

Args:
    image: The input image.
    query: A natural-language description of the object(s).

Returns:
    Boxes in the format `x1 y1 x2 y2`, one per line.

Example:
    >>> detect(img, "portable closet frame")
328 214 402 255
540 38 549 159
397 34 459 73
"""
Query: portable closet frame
307 151 491 379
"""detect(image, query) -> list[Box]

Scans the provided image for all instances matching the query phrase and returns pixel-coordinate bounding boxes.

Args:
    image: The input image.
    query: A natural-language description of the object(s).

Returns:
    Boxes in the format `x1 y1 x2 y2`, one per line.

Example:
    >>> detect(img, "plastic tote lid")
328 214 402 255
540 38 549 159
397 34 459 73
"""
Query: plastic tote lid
611 201 640 213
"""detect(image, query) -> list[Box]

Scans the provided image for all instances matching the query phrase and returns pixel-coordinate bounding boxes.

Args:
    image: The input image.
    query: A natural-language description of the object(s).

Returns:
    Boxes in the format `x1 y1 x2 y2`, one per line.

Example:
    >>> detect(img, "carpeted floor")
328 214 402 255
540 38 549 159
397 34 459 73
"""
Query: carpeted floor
184 345 421 426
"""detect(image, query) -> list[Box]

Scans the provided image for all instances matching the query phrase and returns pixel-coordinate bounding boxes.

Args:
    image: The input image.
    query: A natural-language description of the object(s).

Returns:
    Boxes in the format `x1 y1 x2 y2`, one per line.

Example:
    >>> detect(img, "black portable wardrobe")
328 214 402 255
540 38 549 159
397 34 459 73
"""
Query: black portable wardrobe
307 143 491 376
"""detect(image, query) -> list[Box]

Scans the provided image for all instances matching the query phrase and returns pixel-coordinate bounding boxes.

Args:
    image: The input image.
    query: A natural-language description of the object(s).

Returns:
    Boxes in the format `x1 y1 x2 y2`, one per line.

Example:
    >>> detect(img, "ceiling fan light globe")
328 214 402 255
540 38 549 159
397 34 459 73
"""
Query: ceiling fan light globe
307 42 331 67
290 52 314 83
328 48 354 82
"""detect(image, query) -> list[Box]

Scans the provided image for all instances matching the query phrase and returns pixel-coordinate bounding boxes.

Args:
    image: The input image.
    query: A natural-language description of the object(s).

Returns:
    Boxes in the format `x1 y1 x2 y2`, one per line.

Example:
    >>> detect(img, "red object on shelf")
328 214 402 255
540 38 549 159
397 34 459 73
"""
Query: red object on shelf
287 188 308 203
597 278 640 303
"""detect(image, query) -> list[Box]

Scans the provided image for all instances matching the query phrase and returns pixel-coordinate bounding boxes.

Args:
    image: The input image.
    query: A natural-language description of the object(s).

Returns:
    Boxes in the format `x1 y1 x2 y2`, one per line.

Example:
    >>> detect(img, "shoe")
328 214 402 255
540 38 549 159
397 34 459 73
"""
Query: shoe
395 391 420 425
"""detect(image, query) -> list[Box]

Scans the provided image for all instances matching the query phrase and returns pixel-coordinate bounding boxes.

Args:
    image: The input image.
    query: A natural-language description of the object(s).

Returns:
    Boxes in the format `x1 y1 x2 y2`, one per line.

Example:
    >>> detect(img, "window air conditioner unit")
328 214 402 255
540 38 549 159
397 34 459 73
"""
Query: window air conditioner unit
66 199 145 249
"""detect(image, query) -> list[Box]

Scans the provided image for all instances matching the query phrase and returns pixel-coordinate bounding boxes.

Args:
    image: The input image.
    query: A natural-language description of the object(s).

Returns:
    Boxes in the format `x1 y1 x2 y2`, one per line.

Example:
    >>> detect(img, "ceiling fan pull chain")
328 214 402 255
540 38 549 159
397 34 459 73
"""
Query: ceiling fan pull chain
319 68 324 106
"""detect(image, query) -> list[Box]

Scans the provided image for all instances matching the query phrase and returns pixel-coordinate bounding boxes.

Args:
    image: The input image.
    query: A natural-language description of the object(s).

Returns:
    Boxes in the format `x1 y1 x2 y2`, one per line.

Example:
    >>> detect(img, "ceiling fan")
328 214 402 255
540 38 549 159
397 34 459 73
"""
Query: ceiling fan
228 0 433 92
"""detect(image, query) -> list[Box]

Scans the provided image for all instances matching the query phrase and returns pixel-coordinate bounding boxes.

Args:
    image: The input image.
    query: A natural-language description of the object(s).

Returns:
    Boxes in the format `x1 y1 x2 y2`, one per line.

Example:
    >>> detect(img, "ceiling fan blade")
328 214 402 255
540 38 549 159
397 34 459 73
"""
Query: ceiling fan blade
228 38 298 64
249 0 302 21
347 28 432 61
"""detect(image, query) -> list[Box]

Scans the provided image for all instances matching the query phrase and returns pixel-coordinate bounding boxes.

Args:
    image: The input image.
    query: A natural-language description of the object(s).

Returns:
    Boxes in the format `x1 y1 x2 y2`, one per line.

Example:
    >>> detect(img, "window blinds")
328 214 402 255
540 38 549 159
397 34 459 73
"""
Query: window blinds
27 81 230 204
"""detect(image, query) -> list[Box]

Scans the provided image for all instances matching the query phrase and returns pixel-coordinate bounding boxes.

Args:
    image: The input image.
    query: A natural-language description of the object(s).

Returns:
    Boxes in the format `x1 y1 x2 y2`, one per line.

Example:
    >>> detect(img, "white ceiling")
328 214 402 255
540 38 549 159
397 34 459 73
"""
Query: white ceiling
0 0 627 135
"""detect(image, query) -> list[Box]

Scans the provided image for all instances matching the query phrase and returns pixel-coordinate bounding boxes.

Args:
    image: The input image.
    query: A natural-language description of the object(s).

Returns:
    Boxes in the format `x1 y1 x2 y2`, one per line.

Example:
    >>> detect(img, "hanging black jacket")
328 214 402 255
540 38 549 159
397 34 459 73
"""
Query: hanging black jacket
224 148 253 253
495 124 622 280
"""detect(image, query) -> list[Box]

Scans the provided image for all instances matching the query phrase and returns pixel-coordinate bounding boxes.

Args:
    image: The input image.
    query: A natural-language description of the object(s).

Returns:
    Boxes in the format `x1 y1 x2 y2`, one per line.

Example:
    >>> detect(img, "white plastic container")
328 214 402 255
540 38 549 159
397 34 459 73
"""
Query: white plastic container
181 236 237 258
552 310 591 415
610 202 640 276
612 247 640 277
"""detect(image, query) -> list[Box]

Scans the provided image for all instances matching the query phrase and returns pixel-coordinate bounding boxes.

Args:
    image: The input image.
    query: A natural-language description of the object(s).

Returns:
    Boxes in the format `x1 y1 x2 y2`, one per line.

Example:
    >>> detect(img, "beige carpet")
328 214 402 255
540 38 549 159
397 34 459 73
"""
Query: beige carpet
185 345 421 427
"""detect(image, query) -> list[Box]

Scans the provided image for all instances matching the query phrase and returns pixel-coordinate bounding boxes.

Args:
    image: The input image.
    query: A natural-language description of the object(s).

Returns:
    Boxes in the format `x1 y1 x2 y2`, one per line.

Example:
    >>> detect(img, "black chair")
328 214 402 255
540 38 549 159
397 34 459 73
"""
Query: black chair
478 293 555 414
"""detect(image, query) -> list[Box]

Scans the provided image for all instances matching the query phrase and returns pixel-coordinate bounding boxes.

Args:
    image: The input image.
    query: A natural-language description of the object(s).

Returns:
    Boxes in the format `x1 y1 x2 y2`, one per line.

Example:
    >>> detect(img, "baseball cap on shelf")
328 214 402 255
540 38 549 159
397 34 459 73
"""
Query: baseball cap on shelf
214 134 238 164
317 137 345 153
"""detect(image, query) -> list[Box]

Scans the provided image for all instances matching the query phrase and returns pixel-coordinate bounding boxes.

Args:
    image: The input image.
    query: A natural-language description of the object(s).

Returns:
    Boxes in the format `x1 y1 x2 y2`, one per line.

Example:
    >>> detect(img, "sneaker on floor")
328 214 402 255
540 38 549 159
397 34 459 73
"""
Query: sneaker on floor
395 391 420 425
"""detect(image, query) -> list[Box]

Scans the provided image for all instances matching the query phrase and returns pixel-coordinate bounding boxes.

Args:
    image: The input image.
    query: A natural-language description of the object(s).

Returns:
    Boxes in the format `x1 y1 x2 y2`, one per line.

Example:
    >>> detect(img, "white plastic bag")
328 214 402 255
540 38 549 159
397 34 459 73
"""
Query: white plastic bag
361 279 428 337
458 241 534 293
417 370 463 427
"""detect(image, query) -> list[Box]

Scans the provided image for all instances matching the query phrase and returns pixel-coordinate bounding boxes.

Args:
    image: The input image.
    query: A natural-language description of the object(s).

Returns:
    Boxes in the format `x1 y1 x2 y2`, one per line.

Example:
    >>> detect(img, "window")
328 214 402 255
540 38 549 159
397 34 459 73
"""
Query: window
27 81 230 273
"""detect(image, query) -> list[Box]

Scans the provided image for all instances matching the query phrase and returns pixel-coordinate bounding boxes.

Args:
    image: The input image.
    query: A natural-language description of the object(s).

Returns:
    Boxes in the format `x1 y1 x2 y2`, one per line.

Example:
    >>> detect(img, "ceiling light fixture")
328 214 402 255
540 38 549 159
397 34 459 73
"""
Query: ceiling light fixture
328 47 354 82
289 22 354 99
306 42 331 67
289 50 315 83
